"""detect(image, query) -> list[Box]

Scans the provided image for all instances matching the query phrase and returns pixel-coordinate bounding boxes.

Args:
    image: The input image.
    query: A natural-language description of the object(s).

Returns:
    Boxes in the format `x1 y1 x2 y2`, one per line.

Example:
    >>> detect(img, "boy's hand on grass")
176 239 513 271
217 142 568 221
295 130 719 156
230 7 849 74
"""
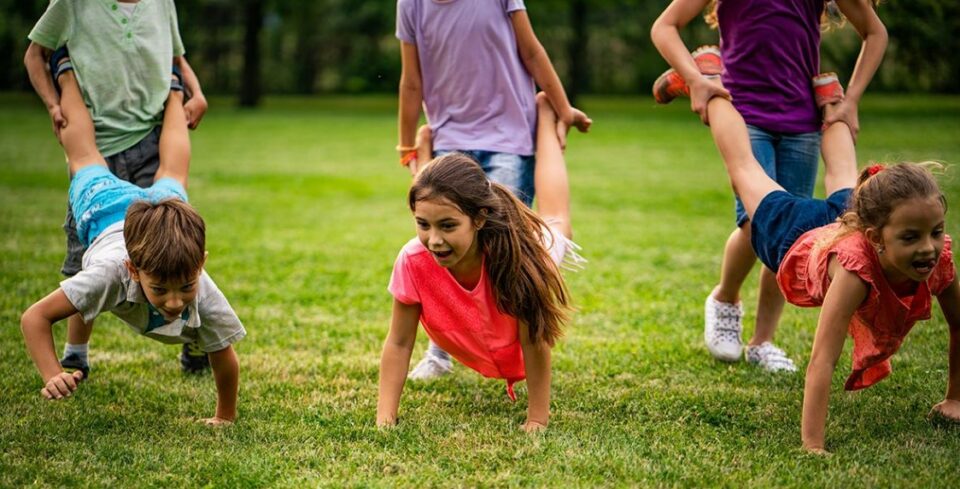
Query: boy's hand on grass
377 415 398 428
689 76 731 126
803 446 831 456
48 105 66 140
521 420 547 433
928 399 960 423
41 370 83 400
200 416 234 427
183 93 208 130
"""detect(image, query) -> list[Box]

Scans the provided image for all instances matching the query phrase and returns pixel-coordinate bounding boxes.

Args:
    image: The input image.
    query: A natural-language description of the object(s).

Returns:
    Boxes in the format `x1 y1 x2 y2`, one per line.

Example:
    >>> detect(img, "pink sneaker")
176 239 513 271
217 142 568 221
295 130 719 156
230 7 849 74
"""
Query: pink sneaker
813 72 844 108
653 45 723 104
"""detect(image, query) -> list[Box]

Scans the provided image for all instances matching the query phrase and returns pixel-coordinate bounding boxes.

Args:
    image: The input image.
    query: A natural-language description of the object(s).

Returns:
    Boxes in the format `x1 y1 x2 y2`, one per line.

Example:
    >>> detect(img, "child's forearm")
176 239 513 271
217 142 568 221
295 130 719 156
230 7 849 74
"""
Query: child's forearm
209 345 239 421
801 361 834 450
523 342 552 426
377 342 413 424
174 56 204 99
397 42 423 152
24 43 59 111
836 0 888 103
947 326 960 401
21 308 65 382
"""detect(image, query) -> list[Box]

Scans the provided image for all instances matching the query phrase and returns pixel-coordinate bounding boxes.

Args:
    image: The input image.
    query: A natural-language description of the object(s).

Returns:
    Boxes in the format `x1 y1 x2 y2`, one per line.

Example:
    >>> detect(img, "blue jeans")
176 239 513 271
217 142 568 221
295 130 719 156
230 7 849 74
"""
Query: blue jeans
434 150 535 207
734 125 821 227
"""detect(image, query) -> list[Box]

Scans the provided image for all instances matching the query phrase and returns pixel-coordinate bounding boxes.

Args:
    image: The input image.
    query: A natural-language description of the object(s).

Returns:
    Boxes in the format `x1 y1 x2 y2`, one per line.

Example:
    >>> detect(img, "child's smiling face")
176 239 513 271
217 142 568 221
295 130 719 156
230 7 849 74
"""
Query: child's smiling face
413 196 484 273
870 195 946 284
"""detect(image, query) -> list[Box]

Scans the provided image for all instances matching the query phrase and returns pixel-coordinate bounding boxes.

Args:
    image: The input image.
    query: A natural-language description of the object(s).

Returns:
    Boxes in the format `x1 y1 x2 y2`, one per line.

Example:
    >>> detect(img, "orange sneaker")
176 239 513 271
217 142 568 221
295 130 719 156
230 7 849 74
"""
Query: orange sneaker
653 45 723 104
813 72 844 108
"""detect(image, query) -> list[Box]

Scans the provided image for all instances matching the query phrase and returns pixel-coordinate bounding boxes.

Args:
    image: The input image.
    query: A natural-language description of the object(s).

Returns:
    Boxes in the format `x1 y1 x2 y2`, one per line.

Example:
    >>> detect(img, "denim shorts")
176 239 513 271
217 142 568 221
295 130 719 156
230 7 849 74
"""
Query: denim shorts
434 150 535 207
735 125 821 227
69 165 188 247
750 188 852 272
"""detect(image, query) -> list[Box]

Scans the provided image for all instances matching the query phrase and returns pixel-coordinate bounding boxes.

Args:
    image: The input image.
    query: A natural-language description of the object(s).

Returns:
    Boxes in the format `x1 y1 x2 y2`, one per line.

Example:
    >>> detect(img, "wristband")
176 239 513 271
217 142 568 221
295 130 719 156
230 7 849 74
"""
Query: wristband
399 150 418 167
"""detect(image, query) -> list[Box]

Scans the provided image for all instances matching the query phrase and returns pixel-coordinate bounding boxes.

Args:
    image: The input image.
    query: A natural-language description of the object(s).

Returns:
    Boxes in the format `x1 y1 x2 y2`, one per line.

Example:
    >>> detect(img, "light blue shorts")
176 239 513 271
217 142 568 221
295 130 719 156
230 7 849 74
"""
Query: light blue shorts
69 165 188 247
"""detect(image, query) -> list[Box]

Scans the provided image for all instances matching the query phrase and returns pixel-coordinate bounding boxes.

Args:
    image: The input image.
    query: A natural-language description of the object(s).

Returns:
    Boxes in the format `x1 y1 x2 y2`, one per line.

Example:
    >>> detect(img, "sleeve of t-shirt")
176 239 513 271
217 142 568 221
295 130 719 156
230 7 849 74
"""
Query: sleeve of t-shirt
932 235 956 296
59 261 126 324
504 0 526 13
196 272 246 352
388 248 421 305
28 0 72 50
396 0 417 44
168 0 186 57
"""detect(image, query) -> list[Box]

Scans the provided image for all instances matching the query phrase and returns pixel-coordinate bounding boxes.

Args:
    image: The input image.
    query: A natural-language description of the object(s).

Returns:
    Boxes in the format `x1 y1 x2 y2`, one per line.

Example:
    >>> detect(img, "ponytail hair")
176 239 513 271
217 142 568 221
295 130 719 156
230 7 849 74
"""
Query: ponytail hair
822 162 947 247
409 153 569 346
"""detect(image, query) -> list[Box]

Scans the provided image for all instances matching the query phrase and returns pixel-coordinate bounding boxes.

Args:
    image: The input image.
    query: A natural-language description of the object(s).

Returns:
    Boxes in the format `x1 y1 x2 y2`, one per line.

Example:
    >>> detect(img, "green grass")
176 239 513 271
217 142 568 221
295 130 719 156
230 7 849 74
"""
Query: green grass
1 93 959 487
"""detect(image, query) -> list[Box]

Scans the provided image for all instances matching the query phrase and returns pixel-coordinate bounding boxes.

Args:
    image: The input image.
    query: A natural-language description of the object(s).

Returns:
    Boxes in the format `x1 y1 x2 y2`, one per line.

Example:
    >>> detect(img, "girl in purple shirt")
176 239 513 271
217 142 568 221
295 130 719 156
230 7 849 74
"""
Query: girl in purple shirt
652 0 886 372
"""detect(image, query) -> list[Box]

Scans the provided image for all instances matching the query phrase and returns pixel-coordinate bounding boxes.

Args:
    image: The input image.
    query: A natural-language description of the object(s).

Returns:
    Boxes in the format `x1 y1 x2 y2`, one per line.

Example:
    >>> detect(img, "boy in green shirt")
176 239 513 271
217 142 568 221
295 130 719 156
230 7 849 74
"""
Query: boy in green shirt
24 0 210 376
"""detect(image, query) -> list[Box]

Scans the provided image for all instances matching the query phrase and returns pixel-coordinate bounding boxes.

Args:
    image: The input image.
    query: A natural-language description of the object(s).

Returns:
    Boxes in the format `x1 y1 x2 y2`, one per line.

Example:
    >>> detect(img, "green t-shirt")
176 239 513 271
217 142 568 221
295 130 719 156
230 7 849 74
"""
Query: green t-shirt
29 0 185 157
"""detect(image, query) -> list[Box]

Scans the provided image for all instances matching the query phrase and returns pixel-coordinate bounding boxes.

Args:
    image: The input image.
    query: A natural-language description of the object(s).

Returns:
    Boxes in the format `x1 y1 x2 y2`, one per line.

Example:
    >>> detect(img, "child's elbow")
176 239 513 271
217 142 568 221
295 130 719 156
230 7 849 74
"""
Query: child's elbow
20 306 41 337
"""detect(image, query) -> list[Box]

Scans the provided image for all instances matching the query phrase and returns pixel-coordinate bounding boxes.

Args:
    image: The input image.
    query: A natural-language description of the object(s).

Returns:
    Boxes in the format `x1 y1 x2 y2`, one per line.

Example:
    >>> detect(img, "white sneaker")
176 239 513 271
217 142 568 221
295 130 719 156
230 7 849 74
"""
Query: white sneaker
704 292 744 362
407 353 453 380
745 342 798 372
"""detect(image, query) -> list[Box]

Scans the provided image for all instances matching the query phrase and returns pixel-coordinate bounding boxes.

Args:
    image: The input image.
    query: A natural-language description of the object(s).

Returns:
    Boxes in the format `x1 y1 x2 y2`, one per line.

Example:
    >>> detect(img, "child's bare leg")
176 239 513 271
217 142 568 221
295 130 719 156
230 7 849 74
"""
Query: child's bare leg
153 89 191 188
533 93 572 239
706 97 783 221
820 109 858 194
57 71 105 174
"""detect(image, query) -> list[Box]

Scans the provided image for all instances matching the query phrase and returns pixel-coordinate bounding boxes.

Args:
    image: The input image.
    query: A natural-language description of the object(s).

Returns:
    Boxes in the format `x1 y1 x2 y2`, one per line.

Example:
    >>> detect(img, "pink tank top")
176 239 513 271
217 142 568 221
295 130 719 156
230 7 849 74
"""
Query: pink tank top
389 239 525 398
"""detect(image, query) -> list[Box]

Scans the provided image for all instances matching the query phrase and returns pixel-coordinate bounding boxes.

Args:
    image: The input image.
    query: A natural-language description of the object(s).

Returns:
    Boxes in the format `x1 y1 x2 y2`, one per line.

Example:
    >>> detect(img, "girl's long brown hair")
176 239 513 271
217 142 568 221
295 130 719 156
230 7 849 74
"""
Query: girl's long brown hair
409 153 569 346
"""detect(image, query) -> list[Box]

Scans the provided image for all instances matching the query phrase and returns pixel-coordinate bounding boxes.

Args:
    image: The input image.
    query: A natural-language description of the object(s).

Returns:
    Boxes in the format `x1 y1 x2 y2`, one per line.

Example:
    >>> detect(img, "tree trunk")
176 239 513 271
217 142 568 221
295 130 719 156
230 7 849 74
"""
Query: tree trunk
567 0 588 106
239 0 263 107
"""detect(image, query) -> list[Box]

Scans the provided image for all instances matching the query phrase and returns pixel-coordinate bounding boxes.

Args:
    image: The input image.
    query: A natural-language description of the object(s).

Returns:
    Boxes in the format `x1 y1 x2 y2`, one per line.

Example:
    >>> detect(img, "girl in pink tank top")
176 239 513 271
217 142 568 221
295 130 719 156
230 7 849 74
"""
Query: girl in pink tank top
378 94 584 432
702 92 960 454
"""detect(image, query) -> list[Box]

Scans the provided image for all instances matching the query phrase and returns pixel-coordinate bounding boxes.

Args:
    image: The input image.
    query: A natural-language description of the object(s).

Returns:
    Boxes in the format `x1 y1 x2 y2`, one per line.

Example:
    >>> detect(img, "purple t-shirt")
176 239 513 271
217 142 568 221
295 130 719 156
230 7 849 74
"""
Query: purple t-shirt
718 0 825 133
396 0 536 155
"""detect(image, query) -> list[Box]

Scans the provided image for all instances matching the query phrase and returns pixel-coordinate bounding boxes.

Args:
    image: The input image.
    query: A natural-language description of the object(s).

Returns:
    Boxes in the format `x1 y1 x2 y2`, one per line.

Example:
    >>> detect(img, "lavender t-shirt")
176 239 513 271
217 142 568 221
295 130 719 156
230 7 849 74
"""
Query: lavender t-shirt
718 0 825 133
396 0 536 155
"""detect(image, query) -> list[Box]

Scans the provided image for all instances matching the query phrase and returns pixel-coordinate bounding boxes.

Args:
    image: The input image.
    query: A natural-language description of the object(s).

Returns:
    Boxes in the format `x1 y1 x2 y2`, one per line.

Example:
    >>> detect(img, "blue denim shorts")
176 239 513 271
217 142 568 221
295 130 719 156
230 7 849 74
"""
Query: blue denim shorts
735 125 821 227
434 150 535 207
750 188 852 272
69 165 188 247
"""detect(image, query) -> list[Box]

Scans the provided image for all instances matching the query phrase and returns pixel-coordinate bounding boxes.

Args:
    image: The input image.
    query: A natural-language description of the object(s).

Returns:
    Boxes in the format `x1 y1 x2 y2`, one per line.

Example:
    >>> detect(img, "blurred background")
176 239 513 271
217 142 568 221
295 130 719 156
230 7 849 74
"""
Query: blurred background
1 0 958 107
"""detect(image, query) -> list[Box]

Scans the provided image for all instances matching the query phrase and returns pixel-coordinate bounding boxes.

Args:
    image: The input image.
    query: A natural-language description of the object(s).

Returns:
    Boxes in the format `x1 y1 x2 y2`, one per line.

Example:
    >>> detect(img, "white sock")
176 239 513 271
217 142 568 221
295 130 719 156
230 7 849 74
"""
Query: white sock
427 341 450 362
63 343 89 364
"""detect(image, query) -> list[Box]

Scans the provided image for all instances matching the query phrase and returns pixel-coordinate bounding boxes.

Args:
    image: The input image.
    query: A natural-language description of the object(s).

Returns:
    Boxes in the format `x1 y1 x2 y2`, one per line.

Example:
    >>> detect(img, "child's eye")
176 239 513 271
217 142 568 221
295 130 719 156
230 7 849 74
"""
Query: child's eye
441 223 457 230
181 285 195 293
932 229 944 238
152 288 167 294
416 221 429 230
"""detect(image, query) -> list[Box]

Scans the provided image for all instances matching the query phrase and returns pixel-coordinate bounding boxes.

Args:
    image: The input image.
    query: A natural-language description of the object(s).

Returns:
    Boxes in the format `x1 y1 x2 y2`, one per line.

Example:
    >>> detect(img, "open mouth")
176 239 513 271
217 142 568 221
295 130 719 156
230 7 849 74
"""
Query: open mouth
431 249 453 260
911 258 937 275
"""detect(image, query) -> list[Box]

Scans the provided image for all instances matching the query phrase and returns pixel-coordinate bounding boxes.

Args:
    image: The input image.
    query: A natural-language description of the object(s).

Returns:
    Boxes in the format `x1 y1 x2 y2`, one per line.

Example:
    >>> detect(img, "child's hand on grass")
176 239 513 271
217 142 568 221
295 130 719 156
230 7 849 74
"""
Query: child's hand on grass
804 446 831 456
928 399 960 423
376 415 398 428
521 420 547 433
41 370 83 400
200 416 234 427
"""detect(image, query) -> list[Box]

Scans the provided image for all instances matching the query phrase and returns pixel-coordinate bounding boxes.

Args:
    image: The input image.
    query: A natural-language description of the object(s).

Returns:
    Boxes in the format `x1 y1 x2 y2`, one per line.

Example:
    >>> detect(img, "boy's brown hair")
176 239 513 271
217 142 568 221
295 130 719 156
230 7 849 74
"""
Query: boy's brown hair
124 199 206 282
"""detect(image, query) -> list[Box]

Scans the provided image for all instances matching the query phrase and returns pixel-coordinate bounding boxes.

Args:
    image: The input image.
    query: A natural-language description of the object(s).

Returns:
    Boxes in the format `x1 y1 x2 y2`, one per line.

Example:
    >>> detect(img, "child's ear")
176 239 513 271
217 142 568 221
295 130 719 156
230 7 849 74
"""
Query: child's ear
124 259 141 282
474 209 488 230
864 227 884 249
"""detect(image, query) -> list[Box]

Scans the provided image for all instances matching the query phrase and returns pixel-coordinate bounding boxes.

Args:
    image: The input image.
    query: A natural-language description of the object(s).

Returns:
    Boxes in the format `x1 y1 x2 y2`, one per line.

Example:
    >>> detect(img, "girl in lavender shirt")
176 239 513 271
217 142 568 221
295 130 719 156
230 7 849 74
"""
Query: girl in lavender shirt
652 0 886 372
395 0 591 380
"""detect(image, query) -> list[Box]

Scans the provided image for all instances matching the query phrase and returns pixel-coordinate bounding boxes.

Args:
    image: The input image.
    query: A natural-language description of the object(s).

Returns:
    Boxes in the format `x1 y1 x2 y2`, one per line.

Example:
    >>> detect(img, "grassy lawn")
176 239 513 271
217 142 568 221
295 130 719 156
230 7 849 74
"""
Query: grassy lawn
1 93 958 487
